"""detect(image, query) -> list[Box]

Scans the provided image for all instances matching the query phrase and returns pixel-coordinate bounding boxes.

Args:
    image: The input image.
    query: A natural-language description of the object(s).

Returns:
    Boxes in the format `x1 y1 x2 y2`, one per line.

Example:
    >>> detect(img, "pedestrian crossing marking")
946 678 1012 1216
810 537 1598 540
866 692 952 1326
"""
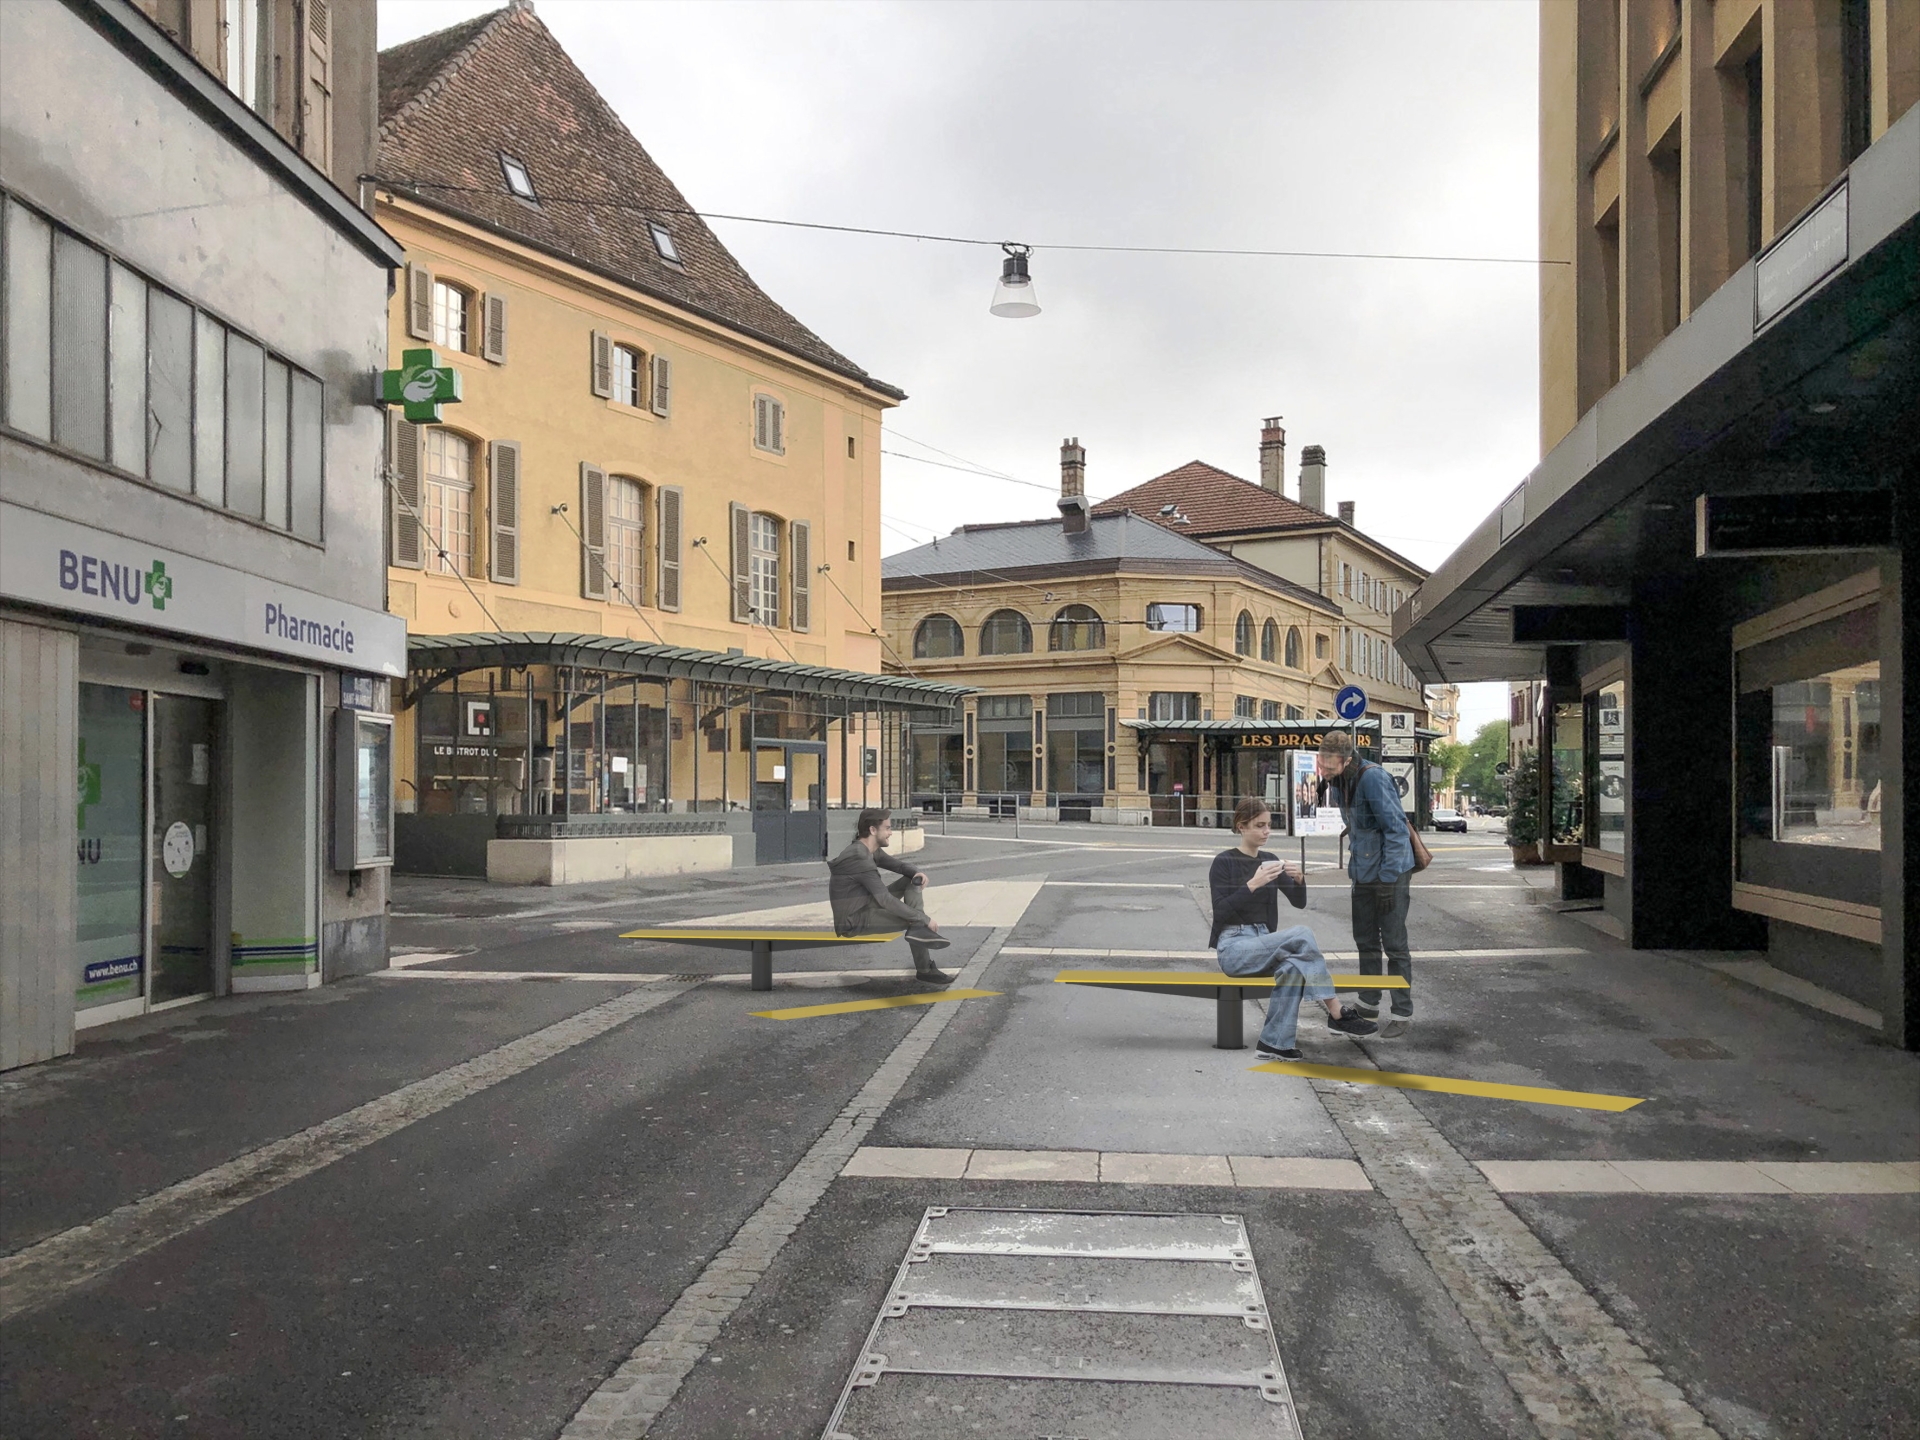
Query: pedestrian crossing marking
752 988 1000 1020
1252 1060 1645 1112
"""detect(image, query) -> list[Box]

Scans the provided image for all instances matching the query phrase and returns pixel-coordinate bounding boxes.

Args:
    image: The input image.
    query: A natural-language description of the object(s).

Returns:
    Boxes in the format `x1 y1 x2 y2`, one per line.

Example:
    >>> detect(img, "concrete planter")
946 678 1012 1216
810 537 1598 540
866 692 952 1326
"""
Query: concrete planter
1509 842 1548 866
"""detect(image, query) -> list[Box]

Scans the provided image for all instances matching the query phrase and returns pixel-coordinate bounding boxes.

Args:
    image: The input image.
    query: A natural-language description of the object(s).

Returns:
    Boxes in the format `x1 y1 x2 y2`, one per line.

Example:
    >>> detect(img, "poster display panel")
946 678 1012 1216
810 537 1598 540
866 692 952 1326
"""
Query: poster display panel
1290 749 1343 836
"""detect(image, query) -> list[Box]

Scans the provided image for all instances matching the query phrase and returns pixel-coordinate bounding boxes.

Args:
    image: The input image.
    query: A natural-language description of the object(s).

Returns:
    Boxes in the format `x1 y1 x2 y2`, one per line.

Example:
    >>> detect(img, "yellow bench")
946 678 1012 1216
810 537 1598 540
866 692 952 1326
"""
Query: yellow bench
619 927 905 992
1054 969 1411 1050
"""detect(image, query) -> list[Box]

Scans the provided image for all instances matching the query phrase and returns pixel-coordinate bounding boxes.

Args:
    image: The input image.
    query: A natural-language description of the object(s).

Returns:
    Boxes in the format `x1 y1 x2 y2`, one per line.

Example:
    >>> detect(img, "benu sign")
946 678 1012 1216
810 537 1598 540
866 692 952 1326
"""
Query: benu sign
380 347 462 423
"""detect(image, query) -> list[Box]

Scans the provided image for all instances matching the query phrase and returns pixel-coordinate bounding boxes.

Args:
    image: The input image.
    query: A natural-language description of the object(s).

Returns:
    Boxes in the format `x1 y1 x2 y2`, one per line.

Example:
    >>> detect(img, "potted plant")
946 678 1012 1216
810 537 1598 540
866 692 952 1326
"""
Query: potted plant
1504 747 1546 864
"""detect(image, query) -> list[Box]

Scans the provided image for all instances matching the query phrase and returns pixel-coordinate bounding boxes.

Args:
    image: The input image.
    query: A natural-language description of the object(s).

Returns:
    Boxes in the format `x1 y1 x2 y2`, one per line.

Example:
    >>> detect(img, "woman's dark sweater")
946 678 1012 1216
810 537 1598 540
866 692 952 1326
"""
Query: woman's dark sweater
1208 849 1307 947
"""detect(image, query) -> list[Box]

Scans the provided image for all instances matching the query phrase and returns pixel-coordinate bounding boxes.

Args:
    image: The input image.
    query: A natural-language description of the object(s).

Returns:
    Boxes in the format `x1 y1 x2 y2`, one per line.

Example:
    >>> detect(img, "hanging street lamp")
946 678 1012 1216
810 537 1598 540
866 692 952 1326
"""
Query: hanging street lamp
989 243 1040 318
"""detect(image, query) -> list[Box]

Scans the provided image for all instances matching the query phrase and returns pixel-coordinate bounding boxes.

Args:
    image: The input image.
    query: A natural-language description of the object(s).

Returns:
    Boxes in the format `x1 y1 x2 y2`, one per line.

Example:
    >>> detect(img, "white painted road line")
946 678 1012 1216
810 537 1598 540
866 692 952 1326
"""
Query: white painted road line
0 981 699 1323
376 970 676 984
1477 1159 1920 1194
557 929 1017 1439
838 1146 1373 1190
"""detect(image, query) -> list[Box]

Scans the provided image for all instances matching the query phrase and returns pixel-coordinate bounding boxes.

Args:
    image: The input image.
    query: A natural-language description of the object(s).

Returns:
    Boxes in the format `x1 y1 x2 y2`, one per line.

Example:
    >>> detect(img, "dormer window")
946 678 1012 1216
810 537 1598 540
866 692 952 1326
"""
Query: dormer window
649 223 681 264
500 154 537 203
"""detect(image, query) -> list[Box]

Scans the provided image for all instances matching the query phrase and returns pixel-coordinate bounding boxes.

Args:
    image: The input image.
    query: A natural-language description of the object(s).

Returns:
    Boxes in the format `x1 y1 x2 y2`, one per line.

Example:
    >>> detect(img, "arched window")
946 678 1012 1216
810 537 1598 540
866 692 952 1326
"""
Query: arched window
979 609 1033 655
1049 604 1105 651
1234 611 1254 656
1260 619 1278 662
914 614 964 658
1284 626 1303 669
422 428 475 576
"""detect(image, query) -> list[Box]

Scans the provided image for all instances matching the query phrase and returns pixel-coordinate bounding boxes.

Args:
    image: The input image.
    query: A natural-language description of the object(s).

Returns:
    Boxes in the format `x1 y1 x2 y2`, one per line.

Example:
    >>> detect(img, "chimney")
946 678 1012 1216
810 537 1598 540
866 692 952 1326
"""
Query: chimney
1298 444 1327 512
1258 417 1286 493
1337 500 1356 527
1058 436 1090 535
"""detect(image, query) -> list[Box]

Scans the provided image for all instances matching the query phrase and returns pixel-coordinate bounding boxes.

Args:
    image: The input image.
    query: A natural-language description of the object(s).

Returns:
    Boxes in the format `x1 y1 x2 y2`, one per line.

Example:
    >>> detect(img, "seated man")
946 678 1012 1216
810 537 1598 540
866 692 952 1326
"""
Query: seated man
828 808 954 986
1211 797 1376 1059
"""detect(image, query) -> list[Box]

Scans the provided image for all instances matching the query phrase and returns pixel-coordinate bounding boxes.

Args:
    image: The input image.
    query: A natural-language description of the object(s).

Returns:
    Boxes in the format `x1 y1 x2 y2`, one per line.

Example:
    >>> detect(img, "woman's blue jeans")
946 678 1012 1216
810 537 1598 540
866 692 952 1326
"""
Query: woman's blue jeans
1216 923 1336 1052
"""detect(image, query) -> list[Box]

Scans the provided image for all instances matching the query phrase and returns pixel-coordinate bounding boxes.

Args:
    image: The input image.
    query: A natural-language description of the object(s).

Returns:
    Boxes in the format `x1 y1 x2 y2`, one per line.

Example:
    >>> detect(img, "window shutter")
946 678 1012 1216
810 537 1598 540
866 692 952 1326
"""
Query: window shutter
729 501 751 623
389 413 422 568
489 440 520 584
302 0 333 172
482 293 508 364
752 395 768 449
580 462 607 599
770 399 784 454
650 354 671 416
657 485 683 612
789 519 811 633
406 263 432 340
590 331 612 398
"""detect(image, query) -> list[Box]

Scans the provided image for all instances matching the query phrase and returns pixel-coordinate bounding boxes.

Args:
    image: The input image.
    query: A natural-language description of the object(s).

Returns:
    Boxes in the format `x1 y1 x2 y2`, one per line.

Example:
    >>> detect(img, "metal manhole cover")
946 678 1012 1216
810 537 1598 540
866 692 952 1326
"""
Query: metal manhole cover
824 1208 1302 1439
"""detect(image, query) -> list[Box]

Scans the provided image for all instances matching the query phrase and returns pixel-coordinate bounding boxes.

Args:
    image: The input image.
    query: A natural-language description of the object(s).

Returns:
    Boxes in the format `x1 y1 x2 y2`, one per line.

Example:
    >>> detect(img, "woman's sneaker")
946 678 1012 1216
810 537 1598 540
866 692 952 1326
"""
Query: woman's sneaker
1255 1042 1303 1061
1327 1012 1379 1037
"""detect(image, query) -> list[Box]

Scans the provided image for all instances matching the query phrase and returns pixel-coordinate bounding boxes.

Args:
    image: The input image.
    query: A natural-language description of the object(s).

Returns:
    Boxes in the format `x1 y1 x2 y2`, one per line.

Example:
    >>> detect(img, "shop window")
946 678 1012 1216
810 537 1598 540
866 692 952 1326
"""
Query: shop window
1549 700 1584 848
1736 597 1881 904
1260 699 1280 721
1584 679 1625 854
980 609 1032 654
1046 692 1106 794
1146 602 1200 633
1048 604 1105 651
914 613 964 658
975 694 1033 794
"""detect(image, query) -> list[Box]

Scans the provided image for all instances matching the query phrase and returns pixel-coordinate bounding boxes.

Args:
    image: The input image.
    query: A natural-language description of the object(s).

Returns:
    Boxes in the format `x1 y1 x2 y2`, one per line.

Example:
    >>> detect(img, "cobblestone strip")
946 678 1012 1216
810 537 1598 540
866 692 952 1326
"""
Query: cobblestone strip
558 929 1014 1440
1313 1074 1721 1440
0 981 698 1322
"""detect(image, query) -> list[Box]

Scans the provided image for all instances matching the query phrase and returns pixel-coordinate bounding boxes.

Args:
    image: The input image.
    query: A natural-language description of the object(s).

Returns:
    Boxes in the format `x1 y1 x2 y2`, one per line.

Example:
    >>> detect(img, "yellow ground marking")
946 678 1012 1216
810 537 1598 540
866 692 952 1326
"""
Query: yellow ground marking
1251 1060 1645 1112
619 928 900 943
752 989 1001 1020
1055 969 1409 989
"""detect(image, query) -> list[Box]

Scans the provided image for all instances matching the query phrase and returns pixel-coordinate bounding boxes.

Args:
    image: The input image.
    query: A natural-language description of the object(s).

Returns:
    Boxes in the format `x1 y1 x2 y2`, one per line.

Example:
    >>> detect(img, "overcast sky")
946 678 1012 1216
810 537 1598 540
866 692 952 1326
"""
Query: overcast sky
378 0 1539 739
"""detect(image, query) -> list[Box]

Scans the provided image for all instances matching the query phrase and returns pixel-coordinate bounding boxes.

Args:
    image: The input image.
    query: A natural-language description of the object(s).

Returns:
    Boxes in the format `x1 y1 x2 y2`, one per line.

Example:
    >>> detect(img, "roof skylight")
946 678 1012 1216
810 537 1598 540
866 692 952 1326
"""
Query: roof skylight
500 153 537 202
649 222 681 264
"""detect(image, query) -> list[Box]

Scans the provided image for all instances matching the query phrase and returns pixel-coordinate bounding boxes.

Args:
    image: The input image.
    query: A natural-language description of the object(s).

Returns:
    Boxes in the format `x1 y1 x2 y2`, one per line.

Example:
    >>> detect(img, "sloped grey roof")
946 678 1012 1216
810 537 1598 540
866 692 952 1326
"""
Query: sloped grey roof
881 512 1342 616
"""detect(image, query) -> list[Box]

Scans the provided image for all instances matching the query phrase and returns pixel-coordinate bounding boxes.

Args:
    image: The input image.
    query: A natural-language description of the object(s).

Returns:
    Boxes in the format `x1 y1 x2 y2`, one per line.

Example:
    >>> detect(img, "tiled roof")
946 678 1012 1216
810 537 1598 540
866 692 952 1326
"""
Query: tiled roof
377 5 902 399
1091 460 1330 534
881 512 1341 616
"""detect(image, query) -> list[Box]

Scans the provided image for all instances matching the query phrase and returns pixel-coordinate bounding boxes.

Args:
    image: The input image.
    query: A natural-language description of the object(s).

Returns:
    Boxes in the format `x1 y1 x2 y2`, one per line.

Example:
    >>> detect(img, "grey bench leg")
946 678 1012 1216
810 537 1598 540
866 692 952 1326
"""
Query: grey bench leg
751 940 773 992
1214 987 1244 1050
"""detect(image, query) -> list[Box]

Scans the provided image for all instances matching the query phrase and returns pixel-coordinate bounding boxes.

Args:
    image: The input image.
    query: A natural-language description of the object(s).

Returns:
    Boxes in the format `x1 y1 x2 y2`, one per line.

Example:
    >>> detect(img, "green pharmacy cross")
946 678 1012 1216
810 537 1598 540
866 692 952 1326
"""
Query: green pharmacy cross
380 348 462 423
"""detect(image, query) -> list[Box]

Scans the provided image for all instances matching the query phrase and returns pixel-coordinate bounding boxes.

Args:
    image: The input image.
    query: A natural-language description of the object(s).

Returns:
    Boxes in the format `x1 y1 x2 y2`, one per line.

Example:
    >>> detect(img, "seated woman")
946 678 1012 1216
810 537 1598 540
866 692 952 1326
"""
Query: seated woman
1211 797 1377 1060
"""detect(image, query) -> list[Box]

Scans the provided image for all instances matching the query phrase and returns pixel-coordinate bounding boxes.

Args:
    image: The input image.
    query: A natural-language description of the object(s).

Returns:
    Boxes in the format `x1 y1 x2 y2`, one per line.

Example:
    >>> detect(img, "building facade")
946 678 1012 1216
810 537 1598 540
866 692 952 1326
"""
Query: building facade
372 5 955 877
1093 422 1431 723
1400 1 1917 1045
881 442 1410 827
0 0 405 1069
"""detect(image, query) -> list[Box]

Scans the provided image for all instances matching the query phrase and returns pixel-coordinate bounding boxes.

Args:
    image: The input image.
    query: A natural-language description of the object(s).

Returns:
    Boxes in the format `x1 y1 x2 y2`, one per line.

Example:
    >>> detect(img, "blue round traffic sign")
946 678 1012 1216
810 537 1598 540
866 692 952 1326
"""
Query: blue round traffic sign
1334 685 1368 721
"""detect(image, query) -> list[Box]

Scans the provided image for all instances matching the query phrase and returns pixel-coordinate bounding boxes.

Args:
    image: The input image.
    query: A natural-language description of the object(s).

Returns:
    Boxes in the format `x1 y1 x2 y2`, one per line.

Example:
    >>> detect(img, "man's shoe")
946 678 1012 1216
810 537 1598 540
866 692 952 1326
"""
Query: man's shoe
907 926 951 950
1378 1017 1411 1039
1255 1042 1303 1061
1345 1000 1380 1020
915 965 956 986
1327 1012 1379 1037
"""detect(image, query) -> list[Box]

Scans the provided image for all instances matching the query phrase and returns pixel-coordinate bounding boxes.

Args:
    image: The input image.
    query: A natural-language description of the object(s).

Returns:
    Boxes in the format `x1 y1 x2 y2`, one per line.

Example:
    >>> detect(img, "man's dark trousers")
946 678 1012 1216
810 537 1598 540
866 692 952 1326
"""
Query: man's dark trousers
1352 874 1413 1017
846 874 937 971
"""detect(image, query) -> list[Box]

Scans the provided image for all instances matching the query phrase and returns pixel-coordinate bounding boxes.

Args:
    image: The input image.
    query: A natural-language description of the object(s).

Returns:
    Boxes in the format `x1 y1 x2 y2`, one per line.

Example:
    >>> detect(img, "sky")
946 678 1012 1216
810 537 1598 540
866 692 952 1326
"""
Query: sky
376 0 1538 739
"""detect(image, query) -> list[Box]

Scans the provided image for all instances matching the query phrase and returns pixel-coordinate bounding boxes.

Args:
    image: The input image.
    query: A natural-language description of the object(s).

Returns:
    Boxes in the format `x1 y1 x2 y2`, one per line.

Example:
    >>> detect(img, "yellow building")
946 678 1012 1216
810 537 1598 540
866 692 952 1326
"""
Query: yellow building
1541 0 1919 446
1094 423 1431 722
882 442 1425 827
372 4 960 873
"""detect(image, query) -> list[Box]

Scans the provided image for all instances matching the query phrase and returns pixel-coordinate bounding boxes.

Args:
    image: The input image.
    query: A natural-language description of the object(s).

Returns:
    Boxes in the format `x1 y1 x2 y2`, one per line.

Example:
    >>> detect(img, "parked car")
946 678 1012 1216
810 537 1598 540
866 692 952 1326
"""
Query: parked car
1431 808 1468 833
1483 804 1508 818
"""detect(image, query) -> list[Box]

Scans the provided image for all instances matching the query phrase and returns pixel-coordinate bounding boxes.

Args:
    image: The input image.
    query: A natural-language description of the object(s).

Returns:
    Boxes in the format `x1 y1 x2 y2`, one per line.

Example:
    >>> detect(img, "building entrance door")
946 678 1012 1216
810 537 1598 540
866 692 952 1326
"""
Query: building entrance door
752 742 826 864
1148 741 1197 826
150 695 217 1003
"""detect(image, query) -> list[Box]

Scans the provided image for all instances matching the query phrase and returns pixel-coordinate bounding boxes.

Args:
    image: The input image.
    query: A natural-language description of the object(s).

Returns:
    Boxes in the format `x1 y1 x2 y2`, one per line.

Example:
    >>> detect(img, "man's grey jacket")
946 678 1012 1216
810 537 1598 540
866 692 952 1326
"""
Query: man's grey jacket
827 840 923 934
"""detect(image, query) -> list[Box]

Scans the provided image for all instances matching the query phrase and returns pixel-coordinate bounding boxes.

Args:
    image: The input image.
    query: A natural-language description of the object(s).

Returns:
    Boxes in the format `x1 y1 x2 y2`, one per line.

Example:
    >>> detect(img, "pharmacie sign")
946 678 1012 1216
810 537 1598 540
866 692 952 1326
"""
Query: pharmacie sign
0 502 406 677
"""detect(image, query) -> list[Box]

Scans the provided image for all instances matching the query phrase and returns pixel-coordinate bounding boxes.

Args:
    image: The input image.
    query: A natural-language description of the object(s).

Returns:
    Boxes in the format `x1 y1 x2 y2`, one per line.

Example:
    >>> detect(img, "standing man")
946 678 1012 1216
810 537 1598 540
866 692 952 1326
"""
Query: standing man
1318 731 1415 1037
827 809 955 986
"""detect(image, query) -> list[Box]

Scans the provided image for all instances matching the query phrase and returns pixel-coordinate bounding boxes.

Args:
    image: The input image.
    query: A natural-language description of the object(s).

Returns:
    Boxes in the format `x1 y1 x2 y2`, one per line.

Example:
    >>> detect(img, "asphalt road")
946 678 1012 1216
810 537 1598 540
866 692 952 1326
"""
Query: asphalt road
3 822 1915 1439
